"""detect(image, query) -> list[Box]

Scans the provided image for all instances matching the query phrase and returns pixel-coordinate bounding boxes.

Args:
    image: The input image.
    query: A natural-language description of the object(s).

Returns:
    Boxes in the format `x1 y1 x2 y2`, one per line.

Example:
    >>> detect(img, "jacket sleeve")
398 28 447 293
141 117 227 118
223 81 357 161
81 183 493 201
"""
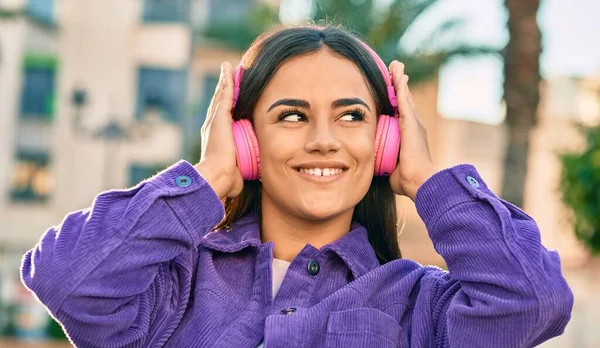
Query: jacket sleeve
414 164 574 347
20 160 225 347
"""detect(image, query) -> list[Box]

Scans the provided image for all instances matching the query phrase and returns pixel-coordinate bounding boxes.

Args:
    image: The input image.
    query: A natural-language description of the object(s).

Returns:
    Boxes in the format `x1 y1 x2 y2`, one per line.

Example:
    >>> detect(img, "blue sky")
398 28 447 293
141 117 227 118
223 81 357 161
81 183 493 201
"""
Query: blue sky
280 0 600 124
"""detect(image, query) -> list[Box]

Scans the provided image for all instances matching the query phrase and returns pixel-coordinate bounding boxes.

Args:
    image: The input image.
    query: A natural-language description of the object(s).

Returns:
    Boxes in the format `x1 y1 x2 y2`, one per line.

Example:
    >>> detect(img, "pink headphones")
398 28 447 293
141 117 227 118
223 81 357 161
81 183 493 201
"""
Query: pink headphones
230 29 401 181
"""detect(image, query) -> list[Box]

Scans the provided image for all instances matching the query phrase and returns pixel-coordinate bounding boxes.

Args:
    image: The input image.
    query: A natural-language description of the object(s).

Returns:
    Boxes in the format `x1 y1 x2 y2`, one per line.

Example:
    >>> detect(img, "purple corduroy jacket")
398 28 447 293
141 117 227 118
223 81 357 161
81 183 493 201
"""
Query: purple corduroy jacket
21 160 573 347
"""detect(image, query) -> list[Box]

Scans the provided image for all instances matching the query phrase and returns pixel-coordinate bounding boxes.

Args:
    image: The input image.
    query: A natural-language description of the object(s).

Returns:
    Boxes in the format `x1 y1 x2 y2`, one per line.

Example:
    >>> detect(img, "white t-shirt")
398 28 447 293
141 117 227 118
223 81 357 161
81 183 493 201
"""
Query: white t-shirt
257 258 291 348
271 258 292 298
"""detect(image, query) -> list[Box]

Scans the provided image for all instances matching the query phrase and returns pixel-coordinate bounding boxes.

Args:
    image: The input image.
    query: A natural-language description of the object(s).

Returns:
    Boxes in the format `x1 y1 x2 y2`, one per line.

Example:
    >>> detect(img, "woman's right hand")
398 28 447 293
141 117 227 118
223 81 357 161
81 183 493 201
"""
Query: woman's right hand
194 62 243 199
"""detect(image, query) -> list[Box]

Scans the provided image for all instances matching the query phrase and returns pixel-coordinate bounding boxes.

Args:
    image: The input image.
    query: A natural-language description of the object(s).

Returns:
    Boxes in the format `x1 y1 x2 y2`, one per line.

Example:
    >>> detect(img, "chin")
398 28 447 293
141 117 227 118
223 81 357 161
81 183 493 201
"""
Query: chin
296 201 349 221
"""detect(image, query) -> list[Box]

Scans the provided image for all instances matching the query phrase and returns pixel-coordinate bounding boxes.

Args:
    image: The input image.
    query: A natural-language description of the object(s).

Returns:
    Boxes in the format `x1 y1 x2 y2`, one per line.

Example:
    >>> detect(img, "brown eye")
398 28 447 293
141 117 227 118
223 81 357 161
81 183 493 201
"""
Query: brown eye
277 108 307 122
339 108 366 122
281 114 304 122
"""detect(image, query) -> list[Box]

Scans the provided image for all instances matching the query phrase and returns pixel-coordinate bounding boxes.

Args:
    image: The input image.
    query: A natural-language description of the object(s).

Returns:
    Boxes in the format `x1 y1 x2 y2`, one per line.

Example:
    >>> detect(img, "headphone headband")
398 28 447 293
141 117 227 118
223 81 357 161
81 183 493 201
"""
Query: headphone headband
232 26 397 112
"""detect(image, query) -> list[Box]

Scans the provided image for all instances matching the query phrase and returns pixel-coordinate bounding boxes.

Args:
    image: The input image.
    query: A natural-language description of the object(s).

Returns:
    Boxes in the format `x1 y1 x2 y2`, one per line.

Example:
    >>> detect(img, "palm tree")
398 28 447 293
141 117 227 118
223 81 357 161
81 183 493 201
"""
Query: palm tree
501 0 542 208
200 0 499 85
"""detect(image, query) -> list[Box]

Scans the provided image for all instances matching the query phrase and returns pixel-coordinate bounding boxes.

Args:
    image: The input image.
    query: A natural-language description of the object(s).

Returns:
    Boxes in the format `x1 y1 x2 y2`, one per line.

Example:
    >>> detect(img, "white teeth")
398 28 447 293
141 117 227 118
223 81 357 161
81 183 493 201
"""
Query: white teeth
299 168 344 176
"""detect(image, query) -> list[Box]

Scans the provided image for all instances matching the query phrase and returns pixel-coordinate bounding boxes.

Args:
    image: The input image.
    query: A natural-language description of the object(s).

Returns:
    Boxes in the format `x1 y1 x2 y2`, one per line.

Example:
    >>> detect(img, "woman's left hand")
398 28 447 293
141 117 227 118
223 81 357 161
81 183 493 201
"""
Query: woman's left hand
388 61 436 201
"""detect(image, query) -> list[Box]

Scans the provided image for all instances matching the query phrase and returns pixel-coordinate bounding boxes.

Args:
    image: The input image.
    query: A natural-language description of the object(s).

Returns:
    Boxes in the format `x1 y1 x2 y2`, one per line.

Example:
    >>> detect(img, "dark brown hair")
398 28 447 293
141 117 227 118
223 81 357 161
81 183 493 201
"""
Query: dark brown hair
216 25 401 264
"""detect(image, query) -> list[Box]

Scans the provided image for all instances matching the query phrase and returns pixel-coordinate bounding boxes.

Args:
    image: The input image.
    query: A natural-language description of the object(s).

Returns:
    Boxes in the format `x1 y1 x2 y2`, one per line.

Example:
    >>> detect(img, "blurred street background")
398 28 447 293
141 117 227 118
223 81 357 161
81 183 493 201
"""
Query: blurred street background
0 0 599 346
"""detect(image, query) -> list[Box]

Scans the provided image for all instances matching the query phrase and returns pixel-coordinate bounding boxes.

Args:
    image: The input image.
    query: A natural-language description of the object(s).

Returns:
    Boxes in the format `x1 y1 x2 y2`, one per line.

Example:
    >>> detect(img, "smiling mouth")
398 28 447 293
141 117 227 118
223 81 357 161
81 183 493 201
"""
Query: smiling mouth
296 167 347 177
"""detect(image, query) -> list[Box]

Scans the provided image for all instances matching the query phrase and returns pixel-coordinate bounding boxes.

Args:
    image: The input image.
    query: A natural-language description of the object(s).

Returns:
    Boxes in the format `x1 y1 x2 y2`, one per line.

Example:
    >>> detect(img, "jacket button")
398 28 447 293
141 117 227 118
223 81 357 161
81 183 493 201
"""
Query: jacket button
466 175 480 188
281 307 296 315
176 175 192 187
307 260 320 276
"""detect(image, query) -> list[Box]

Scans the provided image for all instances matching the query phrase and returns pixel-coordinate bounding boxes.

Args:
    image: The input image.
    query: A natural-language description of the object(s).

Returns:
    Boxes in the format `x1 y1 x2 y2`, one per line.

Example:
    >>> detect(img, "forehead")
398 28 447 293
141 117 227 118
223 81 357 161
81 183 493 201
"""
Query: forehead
257 49 375 106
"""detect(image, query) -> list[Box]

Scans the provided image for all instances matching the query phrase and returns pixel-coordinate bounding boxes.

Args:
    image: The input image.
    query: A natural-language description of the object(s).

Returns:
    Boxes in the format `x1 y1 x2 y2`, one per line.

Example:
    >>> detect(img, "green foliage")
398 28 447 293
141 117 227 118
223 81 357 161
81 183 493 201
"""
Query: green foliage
47 317 69 340
312 0 374 35
559 123 600 254
201 2 280 51
0 9 24 19
200 0 500 85
22 53 59 70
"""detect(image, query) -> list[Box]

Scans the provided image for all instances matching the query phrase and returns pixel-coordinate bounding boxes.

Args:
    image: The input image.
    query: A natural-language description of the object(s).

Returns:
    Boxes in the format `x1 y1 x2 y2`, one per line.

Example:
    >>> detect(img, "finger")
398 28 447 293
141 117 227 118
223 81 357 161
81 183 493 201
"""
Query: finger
200 64 228 158
203 63 226 130
213 61 235 123
388 62 411 117
396 74 412 120
402 82 427 128
207 81 223 118
389 60 405 78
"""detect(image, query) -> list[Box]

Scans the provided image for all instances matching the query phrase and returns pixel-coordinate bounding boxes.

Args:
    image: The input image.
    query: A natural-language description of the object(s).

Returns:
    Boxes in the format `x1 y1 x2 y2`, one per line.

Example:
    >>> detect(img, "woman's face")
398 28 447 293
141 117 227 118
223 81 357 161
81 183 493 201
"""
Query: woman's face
253 49 378 221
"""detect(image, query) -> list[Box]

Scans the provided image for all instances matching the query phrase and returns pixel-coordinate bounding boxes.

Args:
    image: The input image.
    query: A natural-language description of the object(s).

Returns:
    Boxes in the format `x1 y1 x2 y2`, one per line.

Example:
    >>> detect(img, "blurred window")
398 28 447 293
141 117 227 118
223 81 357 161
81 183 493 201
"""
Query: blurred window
19 66 55 121
9 150 53 203
14 122 53 153
27 0 54 24
209 0 254 24
136 66 188 123
143 0 190 23
129 164 168 186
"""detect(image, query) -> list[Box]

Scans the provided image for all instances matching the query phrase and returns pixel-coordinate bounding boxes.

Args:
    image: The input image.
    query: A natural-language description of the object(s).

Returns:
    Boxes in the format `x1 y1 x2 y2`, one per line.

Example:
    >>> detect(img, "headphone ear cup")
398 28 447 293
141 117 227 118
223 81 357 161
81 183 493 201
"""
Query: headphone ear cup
232 119 260 180
374 115 400 176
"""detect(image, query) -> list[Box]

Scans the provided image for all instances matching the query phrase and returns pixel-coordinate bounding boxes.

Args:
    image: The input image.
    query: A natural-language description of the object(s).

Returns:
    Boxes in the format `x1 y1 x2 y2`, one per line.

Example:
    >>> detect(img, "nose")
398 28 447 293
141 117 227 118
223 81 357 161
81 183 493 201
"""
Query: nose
304 119 341 155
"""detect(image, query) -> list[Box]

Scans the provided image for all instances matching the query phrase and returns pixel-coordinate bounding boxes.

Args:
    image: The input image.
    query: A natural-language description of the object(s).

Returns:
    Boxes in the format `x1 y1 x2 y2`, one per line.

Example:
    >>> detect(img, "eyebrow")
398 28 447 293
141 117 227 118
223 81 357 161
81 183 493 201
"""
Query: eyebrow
267 99 310 112
267 98 371 112
332 98 370 111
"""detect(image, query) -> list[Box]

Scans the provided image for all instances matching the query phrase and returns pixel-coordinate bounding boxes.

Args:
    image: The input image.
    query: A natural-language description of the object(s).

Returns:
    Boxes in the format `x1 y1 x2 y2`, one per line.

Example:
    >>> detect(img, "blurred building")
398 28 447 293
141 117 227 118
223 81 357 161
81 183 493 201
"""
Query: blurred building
0 0 59 246
399 73 600 269
0 0 257 340
0 0 264 249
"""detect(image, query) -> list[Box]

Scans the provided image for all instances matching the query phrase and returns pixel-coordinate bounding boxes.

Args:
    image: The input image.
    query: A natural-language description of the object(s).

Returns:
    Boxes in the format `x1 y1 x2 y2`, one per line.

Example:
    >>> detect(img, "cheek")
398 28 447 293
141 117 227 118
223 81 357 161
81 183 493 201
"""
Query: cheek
256 128 297 171
352 141 376 188
346 130 377 165
347 130 377 189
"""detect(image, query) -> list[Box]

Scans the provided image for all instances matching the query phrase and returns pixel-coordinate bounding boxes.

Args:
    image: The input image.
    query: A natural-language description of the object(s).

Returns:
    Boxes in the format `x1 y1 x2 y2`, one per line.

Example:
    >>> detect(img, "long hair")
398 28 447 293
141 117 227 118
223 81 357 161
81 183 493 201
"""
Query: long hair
215 25 402 264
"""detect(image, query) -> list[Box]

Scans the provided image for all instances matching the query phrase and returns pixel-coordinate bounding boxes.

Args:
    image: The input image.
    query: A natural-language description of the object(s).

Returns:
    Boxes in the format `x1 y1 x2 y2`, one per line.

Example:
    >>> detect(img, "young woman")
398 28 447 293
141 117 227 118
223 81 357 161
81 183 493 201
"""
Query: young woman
21 25 573 347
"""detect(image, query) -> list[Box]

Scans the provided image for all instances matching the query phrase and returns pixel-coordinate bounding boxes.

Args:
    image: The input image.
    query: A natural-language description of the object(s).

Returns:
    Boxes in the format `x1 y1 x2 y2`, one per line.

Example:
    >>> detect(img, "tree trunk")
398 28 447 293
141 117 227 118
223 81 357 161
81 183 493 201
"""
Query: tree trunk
501 0 542 208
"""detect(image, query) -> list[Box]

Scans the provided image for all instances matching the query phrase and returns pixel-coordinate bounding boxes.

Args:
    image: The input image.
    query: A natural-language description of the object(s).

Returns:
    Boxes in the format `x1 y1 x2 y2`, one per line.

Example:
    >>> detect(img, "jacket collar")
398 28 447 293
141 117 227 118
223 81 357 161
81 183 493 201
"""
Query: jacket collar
200 212 381 279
